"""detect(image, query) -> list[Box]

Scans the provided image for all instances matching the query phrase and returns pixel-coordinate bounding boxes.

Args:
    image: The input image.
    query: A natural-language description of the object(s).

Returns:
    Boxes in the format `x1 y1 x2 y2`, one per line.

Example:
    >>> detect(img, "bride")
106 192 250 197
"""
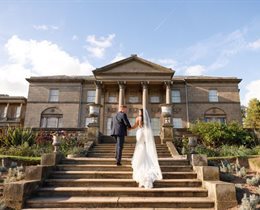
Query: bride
130 108 162 188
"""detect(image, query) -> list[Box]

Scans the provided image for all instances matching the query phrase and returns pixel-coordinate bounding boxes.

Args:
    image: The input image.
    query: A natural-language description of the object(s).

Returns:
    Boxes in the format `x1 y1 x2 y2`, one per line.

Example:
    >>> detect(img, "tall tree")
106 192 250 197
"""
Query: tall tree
244 98 260 129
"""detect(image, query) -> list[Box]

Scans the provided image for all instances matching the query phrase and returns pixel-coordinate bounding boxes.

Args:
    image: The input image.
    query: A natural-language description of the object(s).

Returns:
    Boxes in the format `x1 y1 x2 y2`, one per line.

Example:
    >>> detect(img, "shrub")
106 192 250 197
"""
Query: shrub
67 146 86 156
194 144 219 157
219 145 254 157
189 121 254 148
0 144 52 157
0 127 36 147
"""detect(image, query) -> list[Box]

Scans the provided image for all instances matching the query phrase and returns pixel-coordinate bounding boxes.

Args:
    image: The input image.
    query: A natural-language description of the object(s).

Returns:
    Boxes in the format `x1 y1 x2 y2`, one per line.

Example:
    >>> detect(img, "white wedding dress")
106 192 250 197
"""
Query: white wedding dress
131 109 162 188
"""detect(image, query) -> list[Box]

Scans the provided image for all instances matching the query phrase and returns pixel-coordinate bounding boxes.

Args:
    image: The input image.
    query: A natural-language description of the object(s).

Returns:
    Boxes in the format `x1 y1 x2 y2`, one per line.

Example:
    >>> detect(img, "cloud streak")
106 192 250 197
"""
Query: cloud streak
33 24 59 31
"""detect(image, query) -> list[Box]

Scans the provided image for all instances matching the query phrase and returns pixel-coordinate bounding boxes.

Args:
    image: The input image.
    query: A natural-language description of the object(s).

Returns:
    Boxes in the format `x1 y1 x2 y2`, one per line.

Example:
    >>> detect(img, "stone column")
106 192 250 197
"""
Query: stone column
17 103 22 118
141 82 149 110
4 103 9 119
118 81 126 107
94 81 102 105
165 81 172 104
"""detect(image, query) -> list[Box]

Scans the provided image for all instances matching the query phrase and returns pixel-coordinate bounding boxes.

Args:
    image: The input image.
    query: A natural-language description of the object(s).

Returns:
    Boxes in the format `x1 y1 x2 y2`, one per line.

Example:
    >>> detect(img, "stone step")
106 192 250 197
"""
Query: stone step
56 164 193 172
36 187 208 197
25 196 215 208
94 144 168 148
62 158 189 166
86 153 172 158
50 171 197 179
23 208 215 210
91 148 170 152
45 178 202 188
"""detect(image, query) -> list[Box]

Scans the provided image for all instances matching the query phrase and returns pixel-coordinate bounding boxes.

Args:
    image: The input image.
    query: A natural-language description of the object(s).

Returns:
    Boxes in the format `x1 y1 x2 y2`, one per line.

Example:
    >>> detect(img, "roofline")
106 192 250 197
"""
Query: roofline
172 77 242 83
26 76 95 83
93 54 175 75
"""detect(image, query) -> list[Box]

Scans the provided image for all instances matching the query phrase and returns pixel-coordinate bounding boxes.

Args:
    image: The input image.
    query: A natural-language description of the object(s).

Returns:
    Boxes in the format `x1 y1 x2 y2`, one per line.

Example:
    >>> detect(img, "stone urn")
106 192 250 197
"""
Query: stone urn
52 135 61 153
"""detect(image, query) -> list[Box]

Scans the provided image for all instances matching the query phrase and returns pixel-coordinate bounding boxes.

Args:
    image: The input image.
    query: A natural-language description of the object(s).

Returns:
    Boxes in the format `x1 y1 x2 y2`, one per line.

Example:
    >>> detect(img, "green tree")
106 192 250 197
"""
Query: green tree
244 98 260 129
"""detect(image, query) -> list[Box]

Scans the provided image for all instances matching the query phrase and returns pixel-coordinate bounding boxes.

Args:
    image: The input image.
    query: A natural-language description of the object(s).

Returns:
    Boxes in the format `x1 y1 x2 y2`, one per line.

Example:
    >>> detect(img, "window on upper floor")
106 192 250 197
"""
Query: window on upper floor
87 90 96 103
150 96 160 103
172 118 183 128
209 90 218 102
49 89 59 102
108 92 117 103
171 90 181 103
129 96 139 103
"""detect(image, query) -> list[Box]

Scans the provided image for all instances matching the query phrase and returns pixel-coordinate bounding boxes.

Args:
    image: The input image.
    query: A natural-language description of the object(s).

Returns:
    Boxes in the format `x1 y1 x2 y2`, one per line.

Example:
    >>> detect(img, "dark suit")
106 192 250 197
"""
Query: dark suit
111 111 131 164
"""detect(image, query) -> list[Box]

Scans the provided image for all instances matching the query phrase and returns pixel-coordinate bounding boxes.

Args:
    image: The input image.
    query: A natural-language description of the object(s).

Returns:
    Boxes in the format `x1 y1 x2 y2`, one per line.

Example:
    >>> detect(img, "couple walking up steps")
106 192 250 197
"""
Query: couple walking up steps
111 105 162 189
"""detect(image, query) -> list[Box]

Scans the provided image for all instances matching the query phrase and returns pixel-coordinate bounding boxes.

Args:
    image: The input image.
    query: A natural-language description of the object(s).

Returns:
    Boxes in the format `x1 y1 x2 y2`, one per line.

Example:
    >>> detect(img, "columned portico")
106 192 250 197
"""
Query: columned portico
141 81 149 110
118 81 126 107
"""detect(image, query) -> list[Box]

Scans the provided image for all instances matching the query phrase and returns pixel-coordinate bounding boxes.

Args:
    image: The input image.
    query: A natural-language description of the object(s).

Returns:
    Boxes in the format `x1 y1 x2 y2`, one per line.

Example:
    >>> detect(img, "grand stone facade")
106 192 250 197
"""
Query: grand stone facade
24 55 242 136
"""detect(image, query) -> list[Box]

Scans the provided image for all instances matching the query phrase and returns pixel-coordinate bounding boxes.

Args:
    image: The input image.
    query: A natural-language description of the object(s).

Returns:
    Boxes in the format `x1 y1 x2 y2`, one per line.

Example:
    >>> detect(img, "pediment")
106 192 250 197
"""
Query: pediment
93 55 174 81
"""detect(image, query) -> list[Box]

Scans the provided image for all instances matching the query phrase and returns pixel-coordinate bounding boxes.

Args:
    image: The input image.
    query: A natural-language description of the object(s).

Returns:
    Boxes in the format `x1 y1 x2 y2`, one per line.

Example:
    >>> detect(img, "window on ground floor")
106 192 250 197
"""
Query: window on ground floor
204 107 226 124
106 117 113 135
173 118 183 128
151 118 160 135
40 107 63 128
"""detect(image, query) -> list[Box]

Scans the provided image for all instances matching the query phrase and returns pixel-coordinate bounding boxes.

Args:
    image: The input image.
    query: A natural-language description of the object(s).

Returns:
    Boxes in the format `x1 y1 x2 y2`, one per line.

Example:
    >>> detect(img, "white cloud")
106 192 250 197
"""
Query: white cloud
72 35 78 41
157 58 177 69
185 65 206 76
243 80 260 105
248 38 260 49
110 53 126 63
0 35 94 97
86 34 115 58
33 24 59 31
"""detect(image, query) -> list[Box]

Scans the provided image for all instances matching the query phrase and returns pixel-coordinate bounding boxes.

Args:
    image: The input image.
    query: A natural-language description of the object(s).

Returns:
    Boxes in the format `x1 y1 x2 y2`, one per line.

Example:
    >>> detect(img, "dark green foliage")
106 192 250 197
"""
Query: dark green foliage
0 127 36 147
189 121 254 148
195 144 219 157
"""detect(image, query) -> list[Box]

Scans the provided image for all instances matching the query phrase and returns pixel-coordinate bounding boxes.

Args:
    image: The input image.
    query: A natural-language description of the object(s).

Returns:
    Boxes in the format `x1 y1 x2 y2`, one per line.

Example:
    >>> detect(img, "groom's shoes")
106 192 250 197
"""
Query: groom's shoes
116 162 122 166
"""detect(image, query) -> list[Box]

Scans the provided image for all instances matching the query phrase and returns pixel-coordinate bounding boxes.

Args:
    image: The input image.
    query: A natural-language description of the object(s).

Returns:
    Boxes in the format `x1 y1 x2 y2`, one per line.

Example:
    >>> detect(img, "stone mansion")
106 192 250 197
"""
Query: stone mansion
1 55 242 136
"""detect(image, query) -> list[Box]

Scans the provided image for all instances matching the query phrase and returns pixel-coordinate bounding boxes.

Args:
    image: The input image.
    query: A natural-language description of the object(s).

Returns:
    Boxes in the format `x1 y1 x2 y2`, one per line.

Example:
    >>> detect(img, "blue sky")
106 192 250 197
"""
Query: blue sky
0 0 260 105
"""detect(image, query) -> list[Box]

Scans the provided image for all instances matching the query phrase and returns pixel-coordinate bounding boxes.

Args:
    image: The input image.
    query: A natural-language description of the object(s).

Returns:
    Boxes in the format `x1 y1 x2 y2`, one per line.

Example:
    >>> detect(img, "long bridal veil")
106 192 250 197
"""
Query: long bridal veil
132 109 162 188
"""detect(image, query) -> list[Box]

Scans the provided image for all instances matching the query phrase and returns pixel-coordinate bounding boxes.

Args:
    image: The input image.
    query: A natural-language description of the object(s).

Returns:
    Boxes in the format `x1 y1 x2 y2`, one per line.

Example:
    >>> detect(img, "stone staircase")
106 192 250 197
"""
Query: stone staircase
23 142 215 209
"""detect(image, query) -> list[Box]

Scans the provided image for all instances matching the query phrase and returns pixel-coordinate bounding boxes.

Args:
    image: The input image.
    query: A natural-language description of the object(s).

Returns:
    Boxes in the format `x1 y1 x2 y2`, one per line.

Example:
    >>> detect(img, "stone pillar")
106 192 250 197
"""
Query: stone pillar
94 81 102 105
4 103 9 118
118 81 126 107
165 81 172 104
16 103 22 118
141 82 149 110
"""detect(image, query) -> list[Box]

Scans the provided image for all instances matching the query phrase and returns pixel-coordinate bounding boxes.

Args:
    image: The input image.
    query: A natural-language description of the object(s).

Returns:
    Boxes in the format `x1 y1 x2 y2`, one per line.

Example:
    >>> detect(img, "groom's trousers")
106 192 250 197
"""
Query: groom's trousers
114 135 125 163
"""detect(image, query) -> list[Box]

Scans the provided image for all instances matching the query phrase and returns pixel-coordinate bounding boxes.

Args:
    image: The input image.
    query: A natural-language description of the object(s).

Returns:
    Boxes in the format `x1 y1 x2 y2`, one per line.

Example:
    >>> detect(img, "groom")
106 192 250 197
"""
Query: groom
111 105 131 166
